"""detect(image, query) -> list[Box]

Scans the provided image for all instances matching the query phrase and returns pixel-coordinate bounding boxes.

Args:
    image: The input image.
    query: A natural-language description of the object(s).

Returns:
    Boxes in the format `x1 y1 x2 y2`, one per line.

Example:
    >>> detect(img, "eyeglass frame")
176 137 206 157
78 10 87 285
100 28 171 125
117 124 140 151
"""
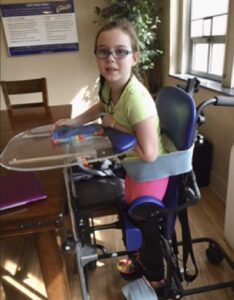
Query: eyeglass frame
94 48 133 59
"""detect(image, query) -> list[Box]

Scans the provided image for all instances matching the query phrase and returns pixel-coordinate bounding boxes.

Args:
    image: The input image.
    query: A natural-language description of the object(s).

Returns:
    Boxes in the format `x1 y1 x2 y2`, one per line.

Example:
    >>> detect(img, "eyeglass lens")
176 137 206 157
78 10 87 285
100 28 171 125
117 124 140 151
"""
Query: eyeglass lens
95 48 132 59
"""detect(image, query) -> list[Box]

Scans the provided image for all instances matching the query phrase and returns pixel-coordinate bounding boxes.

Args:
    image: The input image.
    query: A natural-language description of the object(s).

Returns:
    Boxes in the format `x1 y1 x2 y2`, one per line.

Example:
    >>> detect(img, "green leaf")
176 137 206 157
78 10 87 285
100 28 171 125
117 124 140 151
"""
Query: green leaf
94 0 163 73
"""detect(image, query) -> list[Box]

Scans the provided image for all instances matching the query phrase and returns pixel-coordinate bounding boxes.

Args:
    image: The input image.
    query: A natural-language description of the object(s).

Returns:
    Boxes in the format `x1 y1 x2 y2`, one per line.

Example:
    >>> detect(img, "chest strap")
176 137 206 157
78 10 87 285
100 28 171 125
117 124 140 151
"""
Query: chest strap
122 139 194 182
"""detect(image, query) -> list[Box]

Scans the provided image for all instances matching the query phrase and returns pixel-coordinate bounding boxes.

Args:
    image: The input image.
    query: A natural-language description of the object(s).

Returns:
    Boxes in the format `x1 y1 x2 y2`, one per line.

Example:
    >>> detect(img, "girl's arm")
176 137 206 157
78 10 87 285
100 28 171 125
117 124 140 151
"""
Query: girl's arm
54 102 105 127
133 117 159 162
102 113 158 162
102 113 132 134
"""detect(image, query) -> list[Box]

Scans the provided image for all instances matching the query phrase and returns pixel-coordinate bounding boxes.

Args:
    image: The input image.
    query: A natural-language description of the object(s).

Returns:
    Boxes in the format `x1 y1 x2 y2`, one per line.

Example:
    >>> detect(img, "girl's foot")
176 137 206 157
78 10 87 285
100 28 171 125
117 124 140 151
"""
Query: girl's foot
117 256 143 280
149 279 165 290
117 258 136 274
143 276 165 292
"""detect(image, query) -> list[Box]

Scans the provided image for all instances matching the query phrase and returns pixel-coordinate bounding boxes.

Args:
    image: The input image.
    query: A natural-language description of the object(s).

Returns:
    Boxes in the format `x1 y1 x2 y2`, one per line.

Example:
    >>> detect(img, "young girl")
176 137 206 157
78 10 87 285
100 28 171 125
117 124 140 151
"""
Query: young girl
55 19 168 290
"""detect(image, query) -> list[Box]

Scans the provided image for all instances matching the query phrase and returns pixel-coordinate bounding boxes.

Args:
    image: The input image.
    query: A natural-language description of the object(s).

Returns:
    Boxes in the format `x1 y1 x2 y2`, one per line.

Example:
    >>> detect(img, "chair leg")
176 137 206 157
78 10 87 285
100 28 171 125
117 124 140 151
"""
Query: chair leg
74 241 98 300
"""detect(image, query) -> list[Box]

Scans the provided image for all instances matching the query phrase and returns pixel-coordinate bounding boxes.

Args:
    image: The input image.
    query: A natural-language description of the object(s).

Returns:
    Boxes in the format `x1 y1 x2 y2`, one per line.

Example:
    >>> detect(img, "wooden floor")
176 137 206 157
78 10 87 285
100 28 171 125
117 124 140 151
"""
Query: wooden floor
0 187 234 300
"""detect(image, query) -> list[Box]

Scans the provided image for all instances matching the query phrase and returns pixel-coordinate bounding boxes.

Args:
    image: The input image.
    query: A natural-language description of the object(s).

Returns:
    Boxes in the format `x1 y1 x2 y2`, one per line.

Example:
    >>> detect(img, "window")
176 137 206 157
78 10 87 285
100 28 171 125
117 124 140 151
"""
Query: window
169 0 234 93
190 0 229 81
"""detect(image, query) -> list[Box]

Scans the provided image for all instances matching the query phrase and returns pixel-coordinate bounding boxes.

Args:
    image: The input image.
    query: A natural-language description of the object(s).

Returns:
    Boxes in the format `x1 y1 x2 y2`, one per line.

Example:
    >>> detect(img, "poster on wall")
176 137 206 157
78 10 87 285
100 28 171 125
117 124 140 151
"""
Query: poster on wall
0 0 79 56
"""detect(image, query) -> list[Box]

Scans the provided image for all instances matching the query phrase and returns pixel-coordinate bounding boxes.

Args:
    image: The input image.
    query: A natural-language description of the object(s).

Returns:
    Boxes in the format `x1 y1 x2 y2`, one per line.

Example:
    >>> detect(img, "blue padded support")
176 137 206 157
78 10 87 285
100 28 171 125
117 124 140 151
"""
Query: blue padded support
122 211 142 252
104 127 136 153
122 196 164 252
129 196 164 212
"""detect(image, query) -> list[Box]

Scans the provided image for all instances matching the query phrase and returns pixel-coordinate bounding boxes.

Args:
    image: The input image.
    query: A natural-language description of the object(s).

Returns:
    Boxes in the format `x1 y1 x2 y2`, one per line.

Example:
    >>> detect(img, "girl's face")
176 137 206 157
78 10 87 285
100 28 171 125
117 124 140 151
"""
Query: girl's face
95 28 139 88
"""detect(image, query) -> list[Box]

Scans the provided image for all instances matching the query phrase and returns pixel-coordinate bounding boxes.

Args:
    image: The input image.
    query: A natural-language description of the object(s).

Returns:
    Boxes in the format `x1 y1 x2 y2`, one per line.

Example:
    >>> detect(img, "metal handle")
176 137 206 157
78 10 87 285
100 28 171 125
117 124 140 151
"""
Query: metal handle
215 95 234 107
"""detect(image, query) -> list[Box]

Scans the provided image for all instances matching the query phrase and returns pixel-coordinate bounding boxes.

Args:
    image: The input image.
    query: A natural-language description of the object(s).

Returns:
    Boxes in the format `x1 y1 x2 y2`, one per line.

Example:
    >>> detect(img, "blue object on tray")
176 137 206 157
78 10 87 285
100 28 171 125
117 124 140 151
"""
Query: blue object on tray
51 124 136 154
51 124 104 144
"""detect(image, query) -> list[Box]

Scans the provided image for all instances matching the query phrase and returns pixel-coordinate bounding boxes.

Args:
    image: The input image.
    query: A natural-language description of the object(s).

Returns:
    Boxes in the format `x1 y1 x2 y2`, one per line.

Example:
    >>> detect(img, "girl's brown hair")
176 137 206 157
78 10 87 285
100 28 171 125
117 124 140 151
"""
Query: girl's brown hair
94 19 140 53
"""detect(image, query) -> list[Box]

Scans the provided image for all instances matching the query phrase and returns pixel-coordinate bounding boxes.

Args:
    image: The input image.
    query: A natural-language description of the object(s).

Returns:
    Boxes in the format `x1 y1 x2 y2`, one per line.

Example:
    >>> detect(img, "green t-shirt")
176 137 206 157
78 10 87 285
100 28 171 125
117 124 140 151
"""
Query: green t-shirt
100 75 164 158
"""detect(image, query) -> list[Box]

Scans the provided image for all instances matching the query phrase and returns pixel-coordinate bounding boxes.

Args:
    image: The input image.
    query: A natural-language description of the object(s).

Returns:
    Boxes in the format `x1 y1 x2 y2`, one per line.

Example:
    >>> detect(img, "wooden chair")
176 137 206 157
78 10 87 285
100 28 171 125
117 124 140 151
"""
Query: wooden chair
0 78 49 111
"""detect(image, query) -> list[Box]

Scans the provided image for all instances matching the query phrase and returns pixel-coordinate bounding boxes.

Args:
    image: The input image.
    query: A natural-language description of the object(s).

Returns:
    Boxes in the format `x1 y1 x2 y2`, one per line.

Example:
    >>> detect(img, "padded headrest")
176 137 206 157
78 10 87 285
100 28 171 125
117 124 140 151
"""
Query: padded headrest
156 86 196 150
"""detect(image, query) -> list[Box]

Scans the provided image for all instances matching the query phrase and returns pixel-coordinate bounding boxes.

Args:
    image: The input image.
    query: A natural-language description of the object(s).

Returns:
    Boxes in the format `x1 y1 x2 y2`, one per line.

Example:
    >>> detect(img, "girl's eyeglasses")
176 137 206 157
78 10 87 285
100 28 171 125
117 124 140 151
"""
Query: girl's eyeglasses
94 48 133 59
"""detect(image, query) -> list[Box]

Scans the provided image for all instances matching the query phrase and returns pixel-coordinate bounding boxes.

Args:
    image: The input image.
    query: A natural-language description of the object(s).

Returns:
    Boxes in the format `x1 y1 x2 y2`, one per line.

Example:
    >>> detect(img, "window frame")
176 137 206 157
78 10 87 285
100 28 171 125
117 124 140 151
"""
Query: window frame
169 0 234 91
189 9 228 81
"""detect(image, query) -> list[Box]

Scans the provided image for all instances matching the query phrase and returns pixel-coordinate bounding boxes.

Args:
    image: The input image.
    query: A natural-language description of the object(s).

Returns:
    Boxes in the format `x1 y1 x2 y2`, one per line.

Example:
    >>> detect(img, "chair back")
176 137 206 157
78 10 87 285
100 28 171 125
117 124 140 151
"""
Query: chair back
0 78 48 111
156 86 197 239
156 86 196 150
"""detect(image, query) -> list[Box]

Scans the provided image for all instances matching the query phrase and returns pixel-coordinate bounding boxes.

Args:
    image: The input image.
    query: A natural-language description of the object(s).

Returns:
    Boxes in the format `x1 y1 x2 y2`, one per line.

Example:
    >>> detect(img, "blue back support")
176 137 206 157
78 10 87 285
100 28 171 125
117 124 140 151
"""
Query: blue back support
156 86 197 239
156 86 196 150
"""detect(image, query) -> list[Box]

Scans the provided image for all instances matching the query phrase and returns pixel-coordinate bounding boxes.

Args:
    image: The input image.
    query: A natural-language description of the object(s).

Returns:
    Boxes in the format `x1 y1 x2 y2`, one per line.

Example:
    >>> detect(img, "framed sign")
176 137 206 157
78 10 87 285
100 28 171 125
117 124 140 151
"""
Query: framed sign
0 1 79 56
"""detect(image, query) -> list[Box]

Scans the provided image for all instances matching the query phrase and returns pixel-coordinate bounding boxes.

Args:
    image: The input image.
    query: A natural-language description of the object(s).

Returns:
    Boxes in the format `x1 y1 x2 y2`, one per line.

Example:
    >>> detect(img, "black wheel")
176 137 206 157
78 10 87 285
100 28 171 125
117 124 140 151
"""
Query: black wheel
206 244 224 264
62 237 76 252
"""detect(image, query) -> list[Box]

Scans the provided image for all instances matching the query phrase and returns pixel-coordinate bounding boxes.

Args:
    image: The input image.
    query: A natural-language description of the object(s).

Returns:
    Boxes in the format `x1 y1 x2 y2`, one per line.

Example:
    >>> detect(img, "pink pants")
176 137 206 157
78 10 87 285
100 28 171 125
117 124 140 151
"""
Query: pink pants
124 174 169 205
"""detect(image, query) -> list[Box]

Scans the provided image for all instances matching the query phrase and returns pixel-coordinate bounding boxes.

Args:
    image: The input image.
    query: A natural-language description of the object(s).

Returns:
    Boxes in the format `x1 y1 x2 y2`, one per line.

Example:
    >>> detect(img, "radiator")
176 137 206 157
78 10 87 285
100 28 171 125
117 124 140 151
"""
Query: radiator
224 144 234 249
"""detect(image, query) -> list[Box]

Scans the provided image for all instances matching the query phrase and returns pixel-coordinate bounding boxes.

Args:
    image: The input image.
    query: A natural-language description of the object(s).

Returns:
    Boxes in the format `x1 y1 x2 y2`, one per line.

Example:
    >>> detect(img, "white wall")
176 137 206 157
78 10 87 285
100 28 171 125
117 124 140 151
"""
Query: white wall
0 0 104 117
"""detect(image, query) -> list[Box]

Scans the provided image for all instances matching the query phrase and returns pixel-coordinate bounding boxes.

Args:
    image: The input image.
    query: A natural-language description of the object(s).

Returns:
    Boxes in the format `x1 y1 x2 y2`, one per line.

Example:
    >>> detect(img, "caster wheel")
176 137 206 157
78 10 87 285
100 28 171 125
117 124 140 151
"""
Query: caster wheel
62 237 76 252
206 244 224 264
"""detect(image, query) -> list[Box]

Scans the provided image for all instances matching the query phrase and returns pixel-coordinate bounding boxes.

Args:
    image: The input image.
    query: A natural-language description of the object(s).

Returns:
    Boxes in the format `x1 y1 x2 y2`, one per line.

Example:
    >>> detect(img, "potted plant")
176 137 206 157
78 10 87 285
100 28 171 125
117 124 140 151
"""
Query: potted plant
94 0 163 92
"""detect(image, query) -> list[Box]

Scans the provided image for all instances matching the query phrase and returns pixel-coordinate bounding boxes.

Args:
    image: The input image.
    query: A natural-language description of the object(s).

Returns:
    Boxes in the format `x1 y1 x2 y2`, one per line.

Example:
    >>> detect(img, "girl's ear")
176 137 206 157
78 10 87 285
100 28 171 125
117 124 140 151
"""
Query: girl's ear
132 51 140 66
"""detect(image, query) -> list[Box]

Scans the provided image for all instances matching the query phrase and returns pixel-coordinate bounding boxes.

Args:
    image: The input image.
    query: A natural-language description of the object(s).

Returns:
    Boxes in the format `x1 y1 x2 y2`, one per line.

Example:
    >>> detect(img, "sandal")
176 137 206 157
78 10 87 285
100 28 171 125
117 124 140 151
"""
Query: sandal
117 257 143 280
117 258 136 274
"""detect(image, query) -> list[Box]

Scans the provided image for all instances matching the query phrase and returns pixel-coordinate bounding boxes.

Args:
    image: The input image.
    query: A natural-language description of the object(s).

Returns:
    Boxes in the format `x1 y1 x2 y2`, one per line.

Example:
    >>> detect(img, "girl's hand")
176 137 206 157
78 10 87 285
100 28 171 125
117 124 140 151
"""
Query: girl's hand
102 113 114 128
55 118 77 127
52 118 77 131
